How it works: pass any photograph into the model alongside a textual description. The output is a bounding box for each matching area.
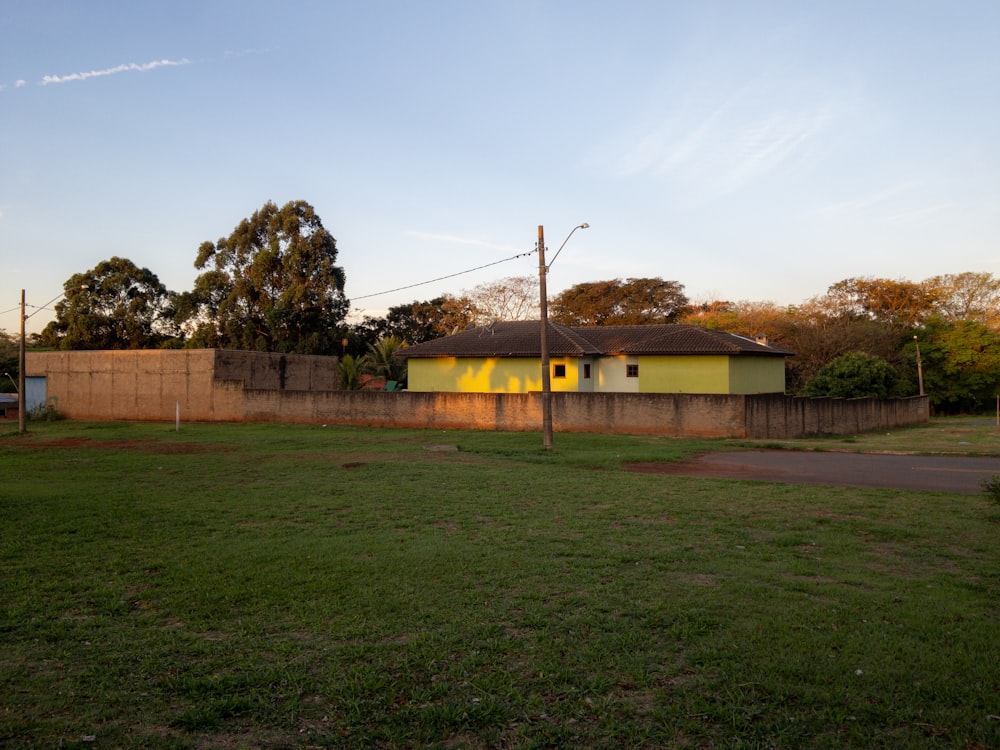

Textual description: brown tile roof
[399,322,793,358]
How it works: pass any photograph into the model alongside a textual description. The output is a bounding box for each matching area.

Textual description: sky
[2,0,999,335]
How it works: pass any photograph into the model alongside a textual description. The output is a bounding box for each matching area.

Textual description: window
[553,364,566,378]
[626,364,639,378]
[583,363,591,379]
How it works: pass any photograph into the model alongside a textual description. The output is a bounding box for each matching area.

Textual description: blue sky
[2,1,998,334]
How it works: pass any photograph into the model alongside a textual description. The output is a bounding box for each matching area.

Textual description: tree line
[6,199,999,413]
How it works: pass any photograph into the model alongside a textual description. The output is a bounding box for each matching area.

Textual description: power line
[3,248,539,316]
[351,247,537,301]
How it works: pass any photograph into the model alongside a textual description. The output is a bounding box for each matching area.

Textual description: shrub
[983,474,1000,507]
[801,352,901,398]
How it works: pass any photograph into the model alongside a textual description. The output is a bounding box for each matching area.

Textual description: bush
[28,401,63,422]
[801,352,901,398]
[983,474,1000,507]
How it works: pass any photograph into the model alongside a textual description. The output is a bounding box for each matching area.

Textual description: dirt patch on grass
[626,455,772,481]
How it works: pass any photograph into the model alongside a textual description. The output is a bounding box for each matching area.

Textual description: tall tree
[822,277,937,327]
[40,257,175,350]
[923,271,1000,330]
[772,300,907,394]
[550,278,689,326]
[185,200,348,354]
[354,296,473,348]
[917,317,1000,414]
[681,299,788,340]
[464,276,539,323]
[0,330,18,390]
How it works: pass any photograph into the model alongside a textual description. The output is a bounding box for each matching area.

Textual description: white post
[176,401,180,432]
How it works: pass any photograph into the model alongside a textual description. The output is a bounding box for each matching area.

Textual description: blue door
[25,376,46,414]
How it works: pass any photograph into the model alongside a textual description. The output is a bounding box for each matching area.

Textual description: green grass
[1,420,998,748]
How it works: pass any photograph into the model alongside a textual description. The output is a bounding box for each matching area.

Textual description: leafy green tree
[917,317,1000,414]
[184,200,348,354]
[0,330,18,391]
[801,352,901,399]
[352,295,478,353]
[551,278,689,326]
[40,257,175,350]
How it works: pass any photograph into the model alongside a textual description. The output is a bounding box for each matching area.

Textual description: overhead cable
[350,247,537,301]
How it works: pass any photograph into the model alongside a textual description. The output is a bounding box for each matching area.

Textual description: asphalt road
[633,451,1000,494]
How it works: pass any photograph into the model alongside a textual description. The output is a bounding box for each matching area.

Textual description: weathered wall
[27,350,338,422]
[28,350,929,438]
[237,391,743,436]
[237,389,926,439]
[744,393,930,439]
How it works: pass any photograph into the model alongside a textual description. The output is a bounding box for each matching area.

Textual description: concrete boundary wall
[28,350,929,438]
[240,389,927,438]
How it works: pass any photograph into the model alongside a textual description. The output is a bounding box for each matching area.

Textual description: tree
[338,353,366,390]
[917,317,1000,414]
[0,330,17,391]
[801,352,901,399]
[550,278,689,326]
[365,335,408,385]
[822,277,937,328]
[681,299,788,340]
[464,276,539,323]
[184,200,348,354]
[40,257,175,350]
[923,272,1000,330]
[354,296,474,348]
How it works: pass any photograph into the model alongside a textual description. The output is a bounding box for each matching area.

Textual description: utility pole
[538,226,553,451]
[914,335,924,397]
[18,289,26,434]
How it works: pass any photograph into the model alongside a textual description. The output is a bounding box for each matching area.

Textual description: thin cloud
[405,231,520,254]
[818,182,919,216]
[39,58,191,86]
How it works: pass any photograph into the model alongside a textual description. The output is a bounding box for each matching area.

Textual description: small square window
[583,363,591,379]
[553,364,566,378]
[626,364,639,378]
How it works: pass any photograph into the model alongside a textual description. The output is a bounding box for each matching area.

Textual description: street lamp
[914,335,924,396]
[538,222,589,451]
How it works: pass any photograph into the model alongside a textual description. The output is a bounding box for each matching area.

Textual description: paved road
[633,451,1000,494]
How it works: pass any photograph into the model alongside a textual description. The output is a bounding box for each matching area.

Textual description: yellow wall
[408,356,582,393]
[409,354,785,394]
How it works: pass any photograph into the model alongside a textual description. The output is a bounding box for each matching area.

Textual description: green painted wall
[638,355,729,393]
[728,357,786,394]
[637,355,784,394]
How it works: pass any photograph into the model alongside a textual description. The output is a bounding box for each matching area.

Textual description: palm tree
[338,353,368,390]
[366,335,408,385]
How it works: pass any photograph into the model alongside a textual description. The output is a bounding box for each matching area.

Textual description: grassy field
[1,417,998,749]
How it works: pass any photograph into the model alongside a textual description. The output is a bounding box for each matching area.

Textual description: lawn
[1,419,998,749]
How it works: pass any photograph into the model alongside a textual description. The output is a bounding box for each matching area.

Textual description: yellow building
[399,322,792,394]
